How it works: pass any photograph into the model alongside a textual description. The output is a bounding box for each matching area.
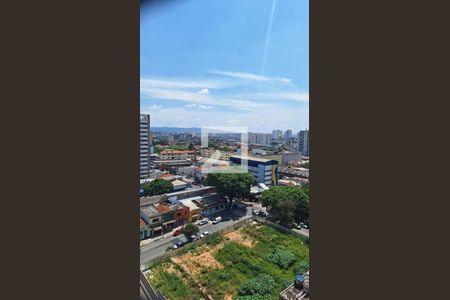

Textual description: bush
[266,246,296,269]
[236,295,272,300]
[238,273,275,296]
[293,260,309,275]
[218,271,231,280]
[205,232,223,245]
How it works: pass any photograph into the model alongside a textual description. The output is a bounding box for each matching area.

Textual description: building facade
[272,130,283,141]
[284,129,293,141]
[230,155,278,186]
[298,130,309,156]
[159,150,195,160]
[140,114,152,179]
[249,132,272,145]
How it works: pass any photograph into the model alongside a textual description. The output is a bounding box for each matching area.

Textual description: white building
[249,132,272,145]
[140,114,151,179]
[272,130,283,141]
[298,130,309,156]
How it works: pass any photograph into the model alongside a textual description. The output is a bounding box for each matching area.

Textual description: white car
[200,231,209,238]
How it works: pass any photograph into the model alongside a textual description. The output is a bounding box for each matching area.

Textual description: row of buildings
[139,187,227,240]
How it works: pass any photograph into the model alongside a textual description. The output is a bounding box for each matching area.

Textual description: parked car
[292,223,302,230]
[190,234,198,240]
[174,241,185,249]
[172,229,182,237]
[252,209,260,216]
[200,231,209,238]
[258,211,267,217]
[198,220,208,226]
[212,216,222,224]
[300,222,309,229]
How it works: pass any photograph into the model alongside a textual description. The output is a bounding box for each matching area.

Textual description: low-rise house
[160,150,195,160]
[179,197,203,222]
[174,204,189,227]
[139,218,150,240]
[154,203,176,232]
[171,179,189,191]
[197,193,228,217]
[140,206,163,237]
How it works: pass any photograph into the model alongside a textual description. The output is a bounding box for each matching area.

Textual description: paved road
[140,203,309,264]
[140,206,253,264]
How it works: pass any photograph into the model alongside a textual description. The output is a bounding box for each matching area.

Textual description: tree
[182,223,199,240]
[142,179,174,196]
[204,173,257,209]
[261,186,309,225]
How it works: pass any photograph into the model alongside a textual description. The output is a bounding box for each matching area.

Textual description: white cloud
[197,88,210,95]
[140,106,309,132]
[140,78,228,89]
[199,105,213,110]
[209,70,292,84]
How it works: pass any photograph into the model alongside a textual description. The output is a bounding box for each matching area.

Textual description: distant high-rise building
[298,129,309,156]
[140,114,152,179]
[249,133,272,145]
[284,129,293,141]
[272,130,283,141]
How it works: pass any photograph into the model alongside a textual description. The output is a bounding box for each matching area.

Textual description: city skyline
[140,0,309,132]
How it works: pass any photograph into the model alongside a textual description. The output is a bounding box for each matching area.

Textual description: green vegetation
[238,273,275,297]
[149,224,309,300]
[204,232,224,246]
[148,263,203,300]
[293,260,309,275]
[266,246,296,269]
[182,223,199,241]
[142,179,174,196]
[204,173,257,207]
[171,144,189,151]
[260,186,309,225]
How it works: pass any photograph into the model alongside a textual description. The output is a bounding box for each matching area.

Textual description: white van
[212,216,222,224]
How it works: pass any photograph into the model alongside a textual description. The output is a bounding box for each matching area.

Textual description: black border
[3,0,450,299]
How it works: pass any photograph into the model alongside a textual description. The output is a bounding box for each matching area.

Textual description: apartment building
[229,155,278,186]
[298,130,309,156]
[248,132,272,145]
[140,114,152,179]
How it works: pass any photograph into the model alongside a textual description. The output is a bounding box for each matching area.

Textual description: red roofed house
[155,203,176,232]
[139,218,149,240]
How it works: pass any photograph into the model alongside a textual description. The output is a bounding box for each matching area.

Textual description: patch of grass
[148,263,202,300]
[204,232,224,246]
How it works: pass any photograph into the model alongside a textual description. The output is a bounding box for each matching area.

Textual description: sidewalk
[140,225,184,247]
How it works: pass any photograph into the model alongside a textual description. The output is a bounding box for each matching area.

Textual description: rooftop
[179,197,202,211]
[160,150,194,154]
[140,194,166,207]
[155,204,174,214]
[140,206,160,218]
[230,155,278,164]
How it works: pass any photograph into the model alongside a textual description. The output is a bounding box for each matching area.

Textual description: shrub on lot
[238,273,275,297]
[293,260,309,275]
[205,232,223,245]
[266,246,296,269]
[236,295,272,300]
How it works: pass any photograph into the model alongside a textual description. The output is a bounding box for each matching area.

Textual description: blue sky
[141,0,309,133]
